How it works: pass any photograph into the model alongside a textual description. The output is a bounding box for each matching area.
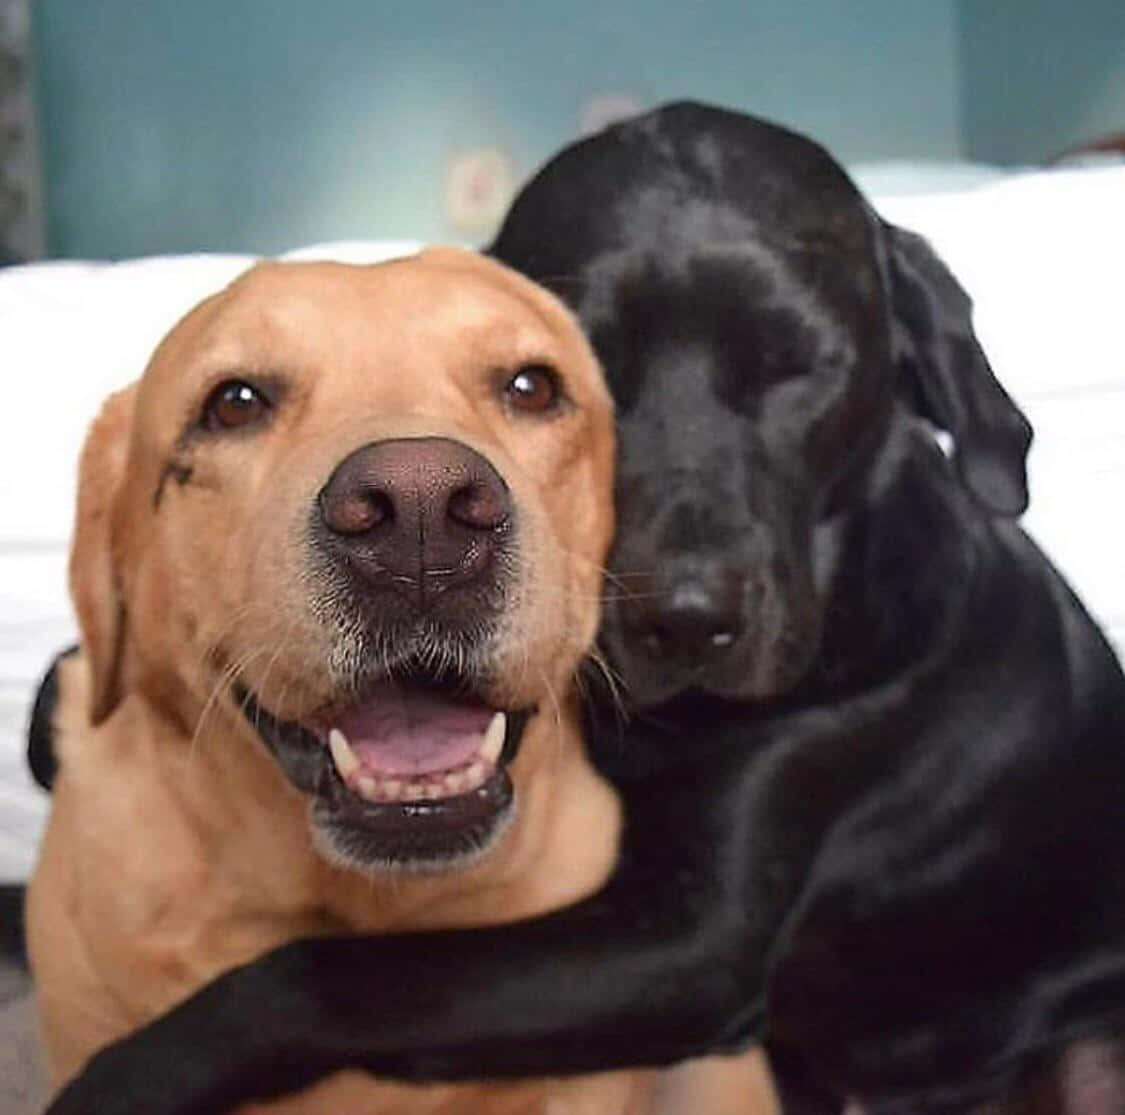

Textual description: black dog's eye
[503,364,562,414]
[201,380,271,432]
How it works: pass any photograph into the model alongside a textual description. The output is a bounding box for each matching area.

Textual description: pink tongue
[331,682,493,776]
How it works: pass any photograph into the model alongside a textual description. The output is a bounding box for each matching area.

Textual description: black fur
[27,646,76,791]
[42,105,1125,1115]
[0,883,27,970]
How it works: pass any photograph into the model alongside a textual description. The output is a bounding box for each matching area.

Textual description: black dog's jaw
[43,104,1125,1115]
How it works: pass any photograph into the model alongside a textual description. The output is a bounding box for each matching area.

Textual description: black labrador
[38,103,1125,1114]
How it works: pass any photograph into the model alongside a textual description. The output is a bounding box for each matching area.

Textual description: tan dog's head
[71,248,614,871]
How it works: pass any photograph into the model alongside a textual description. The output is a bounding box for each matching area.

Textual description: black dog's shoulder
[27,645,78,792]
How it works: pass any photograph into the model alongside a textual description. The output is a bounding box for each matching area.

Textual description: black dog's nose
[318,437,511,606]
[630,571,744,662]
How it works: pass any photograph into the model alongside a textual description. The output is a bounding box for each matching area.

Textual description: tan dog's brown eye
[202,380,271,431]
[504,365,561,414]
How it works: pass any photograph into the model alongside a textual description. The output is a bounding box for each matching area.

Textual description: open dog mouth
[232,670,532,869]
[321,683,515,801]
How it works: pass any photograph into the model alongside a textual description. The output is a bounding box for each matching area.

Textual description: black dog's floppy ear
[884,221,1032,516]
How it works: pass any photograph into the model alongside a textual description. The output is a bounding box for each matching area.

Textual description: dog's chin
[231,675,532,874]
[607,624,822,709]
[309,773,518,876]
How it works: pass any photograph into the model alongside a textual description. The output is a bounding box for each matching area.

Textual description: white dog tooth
[480,711,506,764]
[355,774,379,800]
[328,728,361,781]
[382,778,403,800]
[403,782,427,801]
[464,760,487,790]
[443,769,468,796]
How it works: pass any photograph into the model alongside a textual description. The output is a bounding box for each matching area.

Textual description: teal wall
[958,0,1125,163]
[33,1,961,258]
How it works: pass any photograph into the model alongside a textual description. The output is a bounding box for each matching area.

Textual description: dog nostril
[447,481,508,531]
[322,488,395,535]
[643,616,737,656]
[637,582,743,660]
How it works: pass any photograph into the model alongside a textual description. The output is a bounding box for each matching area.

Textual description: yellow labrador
[28,249,773,1114]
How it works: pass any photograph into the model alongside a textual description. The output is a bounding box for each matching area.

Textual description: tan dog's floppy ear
[884,221,1032,517]
[69,386,137,724]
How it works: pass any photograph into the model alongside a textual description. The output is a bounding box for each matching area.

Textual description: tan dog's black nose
[318,438,511,608]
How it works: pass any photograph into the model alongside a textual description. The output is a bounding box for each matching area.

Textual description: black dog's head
[491,101,1031,708]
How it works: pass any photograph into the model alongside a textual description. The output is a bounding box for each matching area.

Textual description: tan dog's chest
[30,691,327,1040]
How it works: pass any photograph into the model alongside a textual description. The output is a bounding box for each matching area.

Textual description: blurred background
[2,0,1124,261]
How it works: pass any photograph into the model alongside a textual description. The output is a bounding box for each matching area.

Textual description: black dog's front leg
[48,899,753,1115]
[45,758,764,1115]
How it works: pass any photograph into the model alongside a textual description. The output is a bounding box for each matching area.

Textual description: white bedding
[1,168,1123,879]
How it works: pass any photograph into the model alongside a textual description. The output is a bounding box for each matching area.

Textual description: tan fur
[28,248,776,1115]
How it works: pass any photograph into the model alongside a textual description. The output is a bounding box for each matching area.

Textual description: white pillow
[872,166,1125,649]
